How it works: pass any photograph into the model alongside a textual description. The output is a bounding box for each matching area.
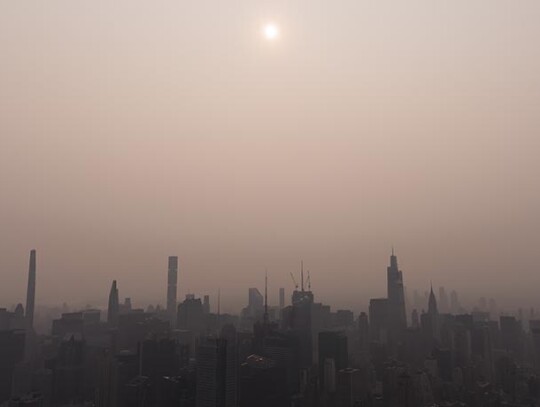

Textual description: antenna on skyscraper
[307,270,311,291]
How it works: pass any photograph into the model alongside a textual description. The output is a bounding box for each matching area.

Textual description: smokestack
[167,256,179,327]
[25,249,36,331]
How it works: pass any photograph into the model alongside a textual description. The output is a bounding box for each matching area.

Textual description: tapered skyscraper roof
[25,249,36,331]
[107,280,119,326]
[428,284,438,315]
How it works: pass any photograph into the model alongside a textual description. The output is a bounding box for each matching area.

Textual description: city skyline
[2,1,540,313]
[3,249,536,321]
[2,1,540,406]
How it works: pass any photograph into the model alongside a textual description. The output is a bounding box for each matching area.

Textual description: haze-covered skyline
[1,1,540,312]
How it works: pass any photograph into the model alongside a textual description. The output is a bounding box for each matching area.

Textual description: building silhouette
[4,249,540,406]
[387,250,407,332]
[177,294,204,335]
[318,331,348,391]
[107,281,119,327]
[196,329,238,407]
[25,250,36,332]
[0,330,25,403]
[166,256,179,327]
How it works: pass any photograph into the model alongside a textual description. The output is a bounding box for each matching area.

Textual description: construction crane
[290,272,299,290]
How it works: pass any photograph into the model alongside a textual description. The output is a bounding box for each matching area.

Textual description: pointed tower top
[389,248,398,269]
[25,249,37,331]
[428,283,438,315]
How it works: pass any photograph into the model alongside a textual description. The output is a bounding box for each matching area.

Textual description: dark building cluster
[2,251,540,407]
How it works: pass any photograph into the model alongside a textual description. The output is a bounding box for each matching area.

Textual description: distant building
[177,294,204,335]
[239,354,289,407]
[51,312,84,337]
[203,295,211,314]
[369,298,389,343]
[336,368,362,407]
[0,330,26,403]
[51,334,85,405]
[288,288,314,368]
[25,250,36,332]
[241,288,264,320]
[420,286,440,341]
[107,281,119,326]
[196,327,238,407]
[334,310,354,328]
[167,256,179,327]
[318,331,348,391]
[387,250,407,332]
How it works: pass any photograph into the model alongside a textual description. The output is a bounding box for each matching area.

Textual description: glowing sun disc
[262,23,280,41]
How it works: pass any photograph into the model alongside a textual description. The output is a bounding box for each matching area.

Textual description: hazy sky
[1,1,540,313]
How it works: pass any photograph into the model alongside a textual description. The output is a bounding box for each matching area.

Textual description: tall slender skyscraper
[387,249,407,331]
[167,256,179,327]
[107,280,119,326]
[25,249,36,331]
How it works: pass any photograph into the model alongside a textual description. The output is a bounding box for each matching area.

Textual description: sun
[262,23,280,41]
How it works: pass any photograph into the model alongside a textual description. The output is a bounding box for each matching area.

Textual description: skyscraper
[221,324,238,407]
[242,288,264,320]
[386,250,407,331]
[318,331,348,390]
[421,285,440,341]
[25,249,36,331]
[177,294,205,335]
[107,280,119,326]
[369,298,389,342]
[428,286,438,316]
[195,328,238,407]
[288,263,314,368]
[203,295,211,314]
[279,288,285,309]
[166,256,179,327]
